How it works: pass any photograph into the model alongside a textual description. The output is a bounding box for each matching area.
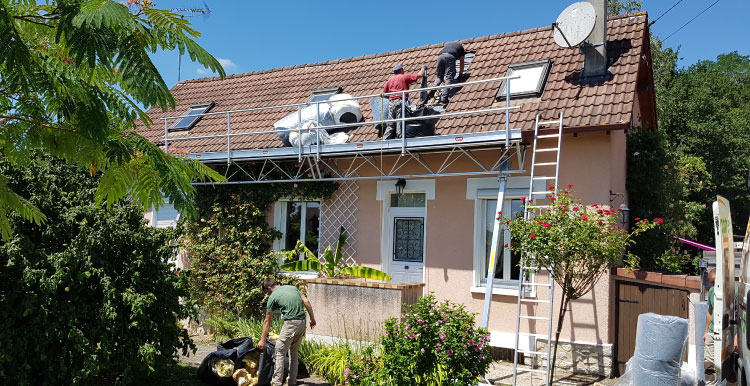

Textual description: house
[139,9,657,377]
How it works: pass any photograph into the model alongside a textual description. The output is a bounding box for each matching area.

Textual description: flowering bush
[506,186,658,379]
[373,294,493,386]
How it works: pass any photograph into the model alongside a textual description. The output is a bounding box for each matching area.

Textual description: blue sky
[150,0,749,86]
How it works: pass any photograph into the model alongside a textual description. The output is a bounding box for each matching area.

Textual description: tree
[507,188,657,381]
[608,0,642,16]
[0,0,226,239]
[0,154,195,385]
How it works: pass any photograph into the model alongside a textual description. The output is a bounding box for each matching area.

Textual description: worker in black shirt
[432,41,466,104]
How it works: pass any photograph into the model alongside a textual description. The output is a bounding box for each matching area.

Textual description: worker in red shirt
[382,64,425,140]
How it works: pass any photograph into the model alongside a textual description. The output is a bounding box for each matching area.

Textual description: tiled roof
[139,13,650,154]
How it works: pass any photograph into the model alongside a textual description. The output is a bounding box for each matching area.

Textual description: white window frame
[467,177,544,296]
[272,199,321,260]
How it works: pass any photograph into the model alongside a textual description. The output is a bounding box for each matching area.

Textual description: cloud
[217,58,236,70]
[196,58,237,76]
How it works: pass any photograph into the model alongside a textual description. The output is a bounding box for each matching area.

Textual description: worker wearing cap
[382,64,425,140]
[432,41,466,104]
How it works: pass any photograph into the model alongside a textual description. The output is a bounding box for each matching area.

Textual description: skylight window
[496,59,551,100]
[308,87,343,103]
[456,51,476,77]
[170,102,214,131]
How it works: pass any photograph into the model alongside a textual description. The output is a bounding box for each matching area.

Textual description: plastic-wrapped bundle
[288,121,349,147]
[329,93,362,125]
[614,313,689,386]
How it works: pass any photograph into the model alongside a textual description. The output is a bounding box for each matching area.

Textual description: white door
[387,193,426,283]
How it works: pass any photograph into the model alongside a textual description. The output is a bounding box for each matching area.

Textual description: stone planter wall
[304,278,424,341]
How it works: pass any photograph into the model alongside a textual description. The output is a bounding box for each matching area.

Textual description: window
[151,203,180,229]
[170,102,215,131]
[308,87,342,103]
[495,59,551,100]
[456,51,476,77]
[393,218,424,262]
[480,199,524,283]
[274,201,320,256]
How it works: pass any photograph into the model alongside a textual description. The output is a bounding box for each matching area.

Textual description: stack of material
[233,351,261,386]
[274,94,362,146]
[614,313,689,386]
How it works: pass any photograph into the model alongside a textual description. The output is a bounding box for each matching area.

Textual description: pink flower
[439,332,446,340]
[653,218,664,224]
[581,215,588,220]
[550,197,557,201]
[635,217,640,221]
[572,207,579,212]
[418,318,424,325]
[566,183,574,187]
[529,234,536,239]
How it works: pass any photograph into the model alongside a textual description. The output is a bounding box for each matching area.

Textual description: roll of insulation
[329,93,362,124]
[630,313,689,386]
[274,104,334,146]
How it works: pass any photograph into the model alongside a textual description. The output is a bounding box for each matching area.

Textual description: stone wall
[305,278,423,341]
[533,340,614,377]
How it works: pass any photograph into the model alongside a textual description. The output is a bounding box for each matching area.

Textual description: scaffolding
[159,75,528,183]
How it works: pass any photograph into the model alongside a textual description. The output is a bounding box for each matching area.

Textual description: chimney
[582,0,608,77]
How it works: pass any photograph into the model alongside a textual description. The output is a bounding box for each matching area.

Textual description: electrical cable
[662,0,721,42]
[648,0,684,26]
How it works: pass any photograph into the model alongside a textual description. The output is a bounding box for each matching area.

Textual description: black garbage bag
[402,105,440,138]
[258,338,288,386]
[197,337,256,386]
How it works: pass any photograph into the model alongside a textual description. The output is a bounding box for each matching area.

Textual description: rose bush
[356,294,493,386]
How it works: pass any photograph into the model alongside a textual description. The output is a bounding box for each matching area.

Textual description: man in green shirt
[704,268,717,385]
[258,278,316,386]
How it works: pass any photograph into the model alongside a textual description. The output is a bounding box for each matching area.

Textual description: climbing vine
[182,181,338,317]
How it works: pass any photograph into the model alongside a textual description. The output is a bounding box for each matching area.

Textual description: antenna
[171,1,212,82]
[552,2,596,48]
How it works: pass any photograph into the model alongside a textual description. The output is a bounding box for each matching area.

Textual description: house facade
[141,12,657,376]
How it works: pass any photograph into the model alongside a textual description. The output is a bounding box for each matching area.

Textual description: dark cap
[393,64,404,73]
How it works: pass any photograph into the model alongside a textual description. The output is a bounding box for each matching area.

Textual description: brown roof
[139,13,651,154]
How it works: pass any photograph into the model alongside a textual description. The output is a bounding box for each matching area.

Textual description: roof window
[308,87,343,103]
[170,102,215,131]
[496,59,551,100]
[456,51,476,77]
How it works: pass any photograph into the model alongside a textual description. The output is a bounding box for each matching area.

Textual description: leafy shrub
[308,341,363,386]
[343,345,383,386]
[0,156,194,385]
[379,295,493,386]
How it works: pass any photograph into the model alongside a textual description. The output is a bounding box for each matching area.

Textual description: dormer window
[170,102,215,131]
[308,87,343,103]
[496,59,551,100]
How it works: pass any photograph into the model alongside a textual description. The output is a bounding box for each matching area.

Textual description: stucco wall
[310,131,625,348]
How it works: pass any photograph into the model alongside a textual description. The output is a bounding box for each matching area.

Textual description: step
[520,298,550,304]
[519,315,550,321]
[516,368,548,374]
[525,205,551,209]
[535,148,559,153]
[536,134,560,139]
[531,190,553,195]
[518,349,549,356]
[532,176,556,180]
[521,332,553,339]
[533,162,557,166]
[522,282,552,287]
[538,120,561,125]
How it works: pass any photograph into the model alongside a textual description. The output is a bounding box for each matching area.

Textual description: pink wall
[310,131,627,346]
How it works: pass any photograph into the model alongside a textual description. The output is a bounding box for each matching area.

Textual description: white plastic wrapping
[614,313,689,386]
[329,93,363,124]
[288,121,349,147]
[274,93,361,146]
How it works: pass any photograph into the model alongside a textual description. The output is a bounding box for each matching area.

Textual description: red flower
[653,218,664,224]
[597,209,603,214]
[572,207,579,212]
[548,185,555,190]
[543,222,550,228]
[561,208,567,213]
[506,219,512,224]
[635,217,640,221]
[504,243,509,248]
[550,197,557,201]
[529,234,536,239]
[581,215,588,220]
[521,196,526,202]
[538,221,545,225]
[566,184,574,188]
[592,204,599,208]
[497,211,502,215]
[563,190,569,194]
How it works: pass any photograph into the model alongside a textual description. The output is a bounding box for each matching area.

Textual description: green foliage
[0,154,195,385]
[182,182,337,317]
[0,0,227,239]
[281,227,392,281]
[344,345,384,386]
[308,342,360,386]
[378,295,493,386]
[607,0,642,16]
[507,188,658,379]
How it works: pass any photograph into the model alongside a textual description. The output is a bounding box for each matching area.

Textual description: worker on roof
[382,64,425,140]
[432,41,466,104]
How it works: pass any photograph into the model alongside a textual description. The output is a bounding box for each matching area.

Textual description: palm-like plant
[280,227,392,281]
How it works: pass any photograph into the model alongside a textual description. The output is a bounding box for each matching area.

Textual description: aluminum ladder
[511,112,564,385]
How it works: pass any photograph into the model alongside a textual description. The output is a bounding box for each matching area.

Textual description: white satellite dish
[553,2,597,48]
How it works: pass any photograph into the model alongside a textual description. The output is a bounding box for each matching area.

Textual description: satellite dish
[553,2,597,48]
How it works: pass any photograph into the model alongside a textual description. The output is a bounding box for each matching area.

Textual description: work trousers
[273,318,306,386]
[384,98,406,140]
[433,53,458,101]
